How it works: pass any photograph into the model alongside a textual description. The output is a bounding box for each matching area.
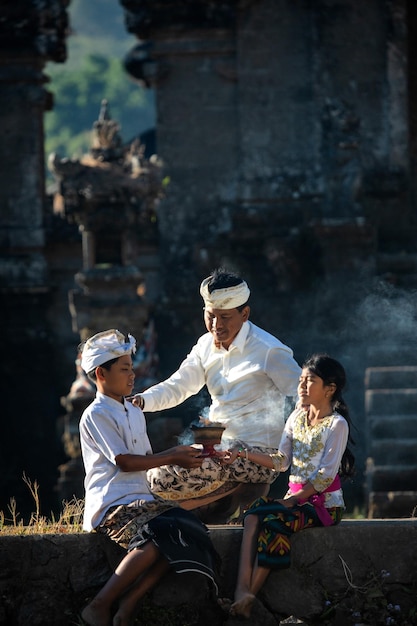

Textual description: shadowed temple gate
[1,0,417,519]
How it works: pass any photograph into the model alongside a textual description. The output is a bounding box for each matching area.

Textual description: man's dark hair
[206,267,249,310]
[207,267,243,291]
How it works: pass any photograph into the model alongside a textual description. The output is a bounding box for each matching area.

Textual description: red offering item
[191,423,225,457]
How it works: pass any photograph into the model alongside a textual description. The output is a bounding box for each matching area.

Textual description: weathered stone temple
[1,0,417,518]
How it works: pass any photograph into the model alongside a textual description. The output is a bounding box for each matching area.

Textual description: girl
[220,353,355,618]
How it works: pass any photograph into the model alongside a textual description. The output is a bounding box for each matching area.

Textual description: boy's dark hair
[87,356,119,382]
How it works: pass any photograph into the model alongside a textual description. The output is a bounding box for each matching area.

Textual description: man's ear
[242,305,250,321]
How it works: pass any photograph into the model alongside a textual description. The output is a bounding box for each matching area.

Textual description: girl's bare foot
[81,601,111,626]
[230,592,255,618]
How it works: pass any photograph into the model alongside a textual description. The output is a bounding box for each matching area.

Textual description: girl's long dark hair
[303,353,355,478]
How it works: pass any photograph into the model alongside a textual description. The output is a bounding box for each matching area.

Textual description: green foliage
[68,0,127,42]
[45,54,155,161]
[44,0,155,171]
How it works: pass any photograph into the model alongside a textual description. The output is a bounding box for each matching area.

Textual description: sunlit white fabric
[200,277,250,310]
[80,329,136,373]
[80,391,153,531]
[141,321,301,448]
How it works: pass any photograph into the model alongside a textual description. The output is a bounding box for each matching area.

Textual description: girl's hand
[278,495,299,508]
[215,448,240,464]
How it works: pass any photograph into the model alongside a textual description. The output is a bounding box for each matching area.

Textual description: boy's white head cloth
[200,277,250,310]
[80,329,136,373]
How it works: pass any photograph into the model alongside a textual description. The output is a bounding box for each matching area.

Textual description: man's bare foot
[230,592,255,618]
[217,597,233,612]
[81,601,111,626]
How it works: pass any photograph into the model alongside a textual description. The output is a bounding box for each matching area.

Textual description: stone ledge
[0,519,416,625]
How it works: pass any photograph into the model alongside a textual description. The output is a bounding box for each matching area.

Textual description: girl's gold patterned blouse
[270,407,349,508]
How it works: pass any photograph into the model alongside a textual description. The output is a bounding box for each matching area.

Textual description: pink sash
[288,475,341,527]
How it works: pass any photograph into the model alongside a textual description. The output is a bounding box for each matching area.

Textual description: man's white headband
[80,329,136,373]
[200,277,250,310]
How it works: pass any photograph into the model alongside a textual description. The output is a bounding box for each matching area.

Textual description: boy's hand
[168,445,204,468]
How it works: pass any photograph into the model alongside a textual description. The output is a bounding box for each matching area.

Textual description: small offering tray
[191,420,225,457]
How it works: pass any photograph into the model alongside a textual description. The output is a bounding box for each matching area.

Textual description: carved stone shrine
[49,101,163,501]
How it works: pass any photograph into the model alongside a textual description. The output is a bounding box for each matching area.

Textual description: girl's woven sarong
[244,497,342,570]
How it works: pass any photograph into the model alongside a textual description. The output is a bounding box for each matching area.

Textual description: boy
[79,329,218,626]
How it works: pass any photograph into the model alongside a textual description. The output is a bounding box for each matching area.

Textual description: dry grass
[0,473,84,535]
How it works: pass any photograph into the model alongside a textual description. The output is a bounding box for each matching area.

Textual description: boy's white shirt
[80,391,154,531]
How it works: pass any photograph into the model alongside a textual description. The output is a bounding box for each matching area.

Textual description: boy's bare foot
[113,607,135,626]
[230,592,255,618]
[81,601,111,626]
[217,597,232,612]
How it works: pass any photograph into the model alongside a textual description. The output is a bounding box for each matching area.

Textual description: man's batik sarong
[147,445,279,503]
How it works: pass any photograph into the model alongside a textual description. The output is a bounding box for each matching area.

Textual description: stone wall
[1,520,416,625]
[365,365,417,517]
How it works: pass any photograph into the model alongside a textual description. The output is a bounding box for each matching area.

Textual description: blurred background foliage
[45,0,155,169]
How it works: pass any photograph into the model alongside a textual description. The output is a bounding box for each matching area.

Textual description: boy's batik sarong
[96,499,219,592]
[245,497,342,570]
[96,498,174,549]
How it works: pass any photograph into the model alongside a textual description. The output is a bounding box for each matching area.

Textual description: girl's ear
[327,382,337,398]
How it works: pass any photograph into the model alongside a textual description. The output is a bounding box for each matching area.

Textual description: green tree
[44,0,155,170]
[45,54,155,161]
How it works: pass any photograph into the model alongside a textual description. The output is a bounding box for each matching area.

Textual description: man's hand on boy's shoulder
[126,394,144,409]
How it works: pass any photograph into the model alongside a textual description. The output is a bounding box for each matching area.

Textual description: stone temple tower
[49,101,163,500]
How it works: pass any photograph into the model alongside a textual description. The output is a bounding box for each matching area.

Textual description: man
[133,268,301,520]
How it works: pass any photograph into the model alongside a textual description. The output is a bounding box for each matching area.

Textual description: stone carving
[120,0,238,38]
[0,0,69,62]
[49,100,164,241]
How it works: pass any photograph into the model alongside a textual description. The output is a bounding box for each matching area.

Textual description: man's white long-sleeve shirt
[141,321,301,448]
